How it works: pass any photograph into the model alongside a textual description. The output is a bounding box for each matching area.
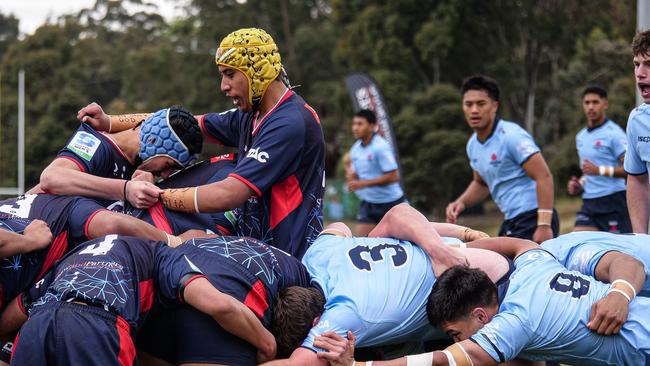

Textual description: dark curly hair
[633,30,650,57]
[271,286,325,358]
[460,75,500,102]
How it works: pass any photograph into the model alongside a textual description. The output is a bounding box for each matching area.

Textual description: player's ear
[312,315,321,327]
[472,307,489,324]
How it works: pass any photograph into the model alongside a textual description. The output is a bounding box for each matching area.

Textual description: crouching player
[2,235,277,365]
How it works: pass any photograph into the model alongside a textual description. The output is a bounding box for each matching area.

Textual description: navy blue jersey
[158,154,237,189]
[57,123,135,181]
[22,235,203,331]
[0,194,76,310]
[182,236,310,326]
[200,90,325,258]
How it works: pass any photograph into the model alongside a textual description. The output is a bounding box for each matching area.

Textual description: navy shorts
[11,301,135,366]
[575,191,632,233]
[358,196,407,224]
[138,260,259,365]
[498,208,559,240]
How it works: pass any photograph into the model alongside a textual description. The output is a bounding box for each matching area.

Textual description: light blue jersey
[466,120,540,219]
[350,134,403,203]
[301,234,437,350]
[542,231,650,296]
[472,249,650,365]
[576,119,627,198]
[625,103,650,177]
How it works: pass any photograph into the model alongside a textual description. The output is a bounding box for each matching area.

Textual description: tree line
[0,0,637,214]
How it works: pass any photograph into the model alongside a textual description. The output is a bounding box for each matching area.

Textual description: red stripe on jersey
[210,153,236,163]
[215,224,232,236]
[244,279,268,319]
[270,175,303,229]
[252,89,294,136]
[199,114,225,146]
[148,201,173,234]
[36,230,69,281]
[116,316,136,366]
[179,274,207,303]
[85,209,109,240]
[10,331,20,363]
[55,156,86,172]
[304,103,321,124]
[139,279,154,312]
[229,173,262,197]
[99,132,130,161]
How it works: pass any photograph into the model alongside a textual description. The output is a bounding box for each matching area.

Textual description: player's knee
[271,286,325,358]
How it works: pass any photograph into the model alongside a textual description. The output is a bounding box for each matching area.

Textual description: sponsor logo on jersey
[67,131,101,161]
[246,147,269,163]
[638,136,650,143]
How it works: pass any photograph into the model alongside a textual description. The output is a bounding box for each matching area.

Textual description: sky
[0,0,182,35]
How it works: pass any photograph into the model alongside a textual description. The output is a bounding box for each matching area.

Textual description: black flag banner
[344,72,404,187]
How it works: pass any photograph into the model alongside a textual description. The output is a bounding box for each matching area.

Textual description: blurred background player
[446,75,558,243]
[626,30,650,233]
[567,85,630,233]
[347,109,406,236]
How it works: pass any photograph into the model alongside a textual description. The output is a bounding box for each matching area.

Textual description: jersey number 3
[549,272,590,299]
[348,243,407,271]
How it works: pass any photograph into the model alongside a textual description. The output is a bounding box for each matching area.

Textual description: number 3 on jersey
[79,234,118,256]
[348,243,407,271]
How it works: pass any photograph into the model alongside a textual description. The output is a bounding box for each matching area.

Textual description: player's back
[495,249,650,364]
[302,234,436,347]
[542,232,650,296]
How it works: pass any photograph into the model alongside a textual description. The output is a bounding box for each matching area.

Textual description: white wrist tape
[611,279,636,299]
[193,186,200,213]
[441,350,456,366]
[609,288,631,302]
[407,352,435,366]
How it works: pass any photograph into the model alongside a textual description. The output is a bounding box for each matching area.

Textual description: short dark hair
[582,85,607,99]
[169,106,203,155]
[633,30,650,57]
[271,286,325,358]
[426,266,498,327]
[460,75,500,102]
[354,109,377,124]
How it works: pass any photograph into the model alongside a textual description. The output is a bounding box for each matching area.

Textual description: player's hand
[131,169,155,183]
[461,228,490,242]
[581,159,599,176]
[22,219,53,252]
[256,335,277,364]
[432,248,469,277]
[587,291,629,335]
[77,102,111,131]
[567,176,583,196]
[445,201,465,224]
[347,179,364,192]
[125,181,163,209]
[532,225,553,244]
[315,331,356,366]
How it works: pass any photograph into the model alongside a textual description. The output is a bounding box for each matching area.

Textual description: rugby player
[31,106,202,209]
[77,28,326,258]
[625,29,650,233]
[316,237,649,365]
[3,235,286,365]
[446,75,558,243]
[567,85,630,233]
[261,204,511,365]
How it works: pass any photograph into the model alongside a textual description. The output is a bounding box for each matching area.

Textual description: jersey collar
[495,254,516,306]
[252,88,294,136]
[586,117,609,132]
[478,117,500,144]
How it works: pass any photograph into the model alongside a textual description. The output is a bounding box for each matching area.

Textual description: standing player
[347,109,405,236]
[32,106,202,209]
[446,75,558,243]
[625,30,650,233]
[77,28,326,259]
[567,85,630,233]
[5,235,276,365]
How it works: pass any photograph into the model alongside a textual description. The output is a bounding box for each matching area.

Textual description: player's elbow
[39,169,62,194]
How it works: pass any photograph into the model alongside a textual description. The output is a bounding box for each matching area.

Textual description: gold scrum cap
[215,28,282,107]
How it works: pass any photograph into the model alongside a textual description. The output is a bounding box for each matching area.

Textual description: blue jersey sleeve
[610,125,628,159]
[154,245,206,306]
[300,305,364,352]
[374,140,398,173]
[200,110,246,147]
[231,113,305,195]
[504,128,540,165]
[624,116,647,175]
[57,125,111,174]
[470,311,531,363]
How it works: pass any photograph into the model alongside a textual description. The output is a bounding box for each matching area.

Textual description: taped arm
[183,276,276,361]
[161,176,254,213]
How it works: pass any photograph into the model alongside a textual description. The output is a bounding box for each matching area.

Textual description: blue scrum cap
[139,108,197,168]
